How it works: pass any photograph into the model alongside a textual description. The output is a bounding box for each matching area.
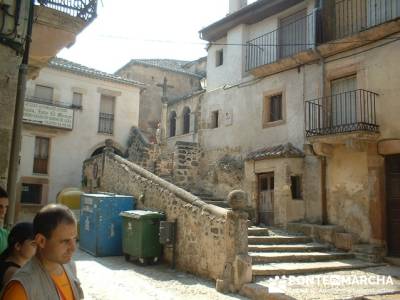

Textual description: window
[72,92,83,108]
[169,111,177,137]
[33,137,49,174]
[291,176,302,200]
[21,183,42,204]
[34,85,53,103]
[216,49,223,67]
[182,107,191,134]
[263,93,283,126]
[98,95,115,134]
[211,110,219,129]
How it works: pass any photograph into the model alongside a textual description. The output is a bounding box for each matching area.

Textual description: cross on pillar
[156,77,174,103]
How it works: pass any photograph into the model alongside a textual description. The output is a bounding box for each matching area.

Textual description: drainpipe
[314,0,328,225]
[6,0,34,227]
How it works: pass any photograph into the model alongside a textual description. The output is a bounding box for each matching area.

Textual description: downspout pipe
[314,0,328,225]
[6,0,34,227]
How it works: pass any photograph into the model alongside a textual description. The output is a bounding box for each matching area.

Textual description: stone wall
[0,44,22,188]
[82,152,251,291]
[172,142,200,189]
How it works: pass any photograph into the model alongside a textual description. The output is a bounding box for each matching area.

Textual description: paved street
[74,248,247,300]
[256,265,400,300]
[75,247,400,300]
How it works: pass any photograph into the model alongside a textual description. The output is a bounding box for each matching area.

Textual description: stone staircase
[248,227,379,277]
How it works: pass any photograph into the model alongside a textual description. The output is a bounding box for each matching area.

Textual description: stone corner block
[233,254,252,291]
[335,232,357,251]
[239,283,269,300]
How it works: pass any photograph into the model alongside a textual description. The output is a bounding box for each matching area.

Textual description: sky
[58,0,244,73]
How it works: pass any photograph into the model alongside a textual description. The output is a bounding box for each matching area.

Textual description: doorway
[386,154,400,257]
[258,173,274,226]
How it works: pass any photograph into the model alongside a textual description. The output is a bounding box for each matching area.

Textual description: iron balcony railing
[246,0,400,71]
[98,113,114,134]
[245,10,319,71]
[25,96,75,109]
[36,0,97,23]
[334,0,400,39]
[305,89,379,137]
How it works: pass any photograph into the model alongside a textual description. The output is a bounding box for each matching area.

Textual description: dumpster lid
[82,193,133,198]
[120,210,164,219]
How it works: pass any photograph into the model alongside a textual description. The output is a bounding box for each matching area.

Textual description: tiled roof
[118,59,204,78]
[246,143,304,161]
[168,89,206,105]
[48,58,145,88]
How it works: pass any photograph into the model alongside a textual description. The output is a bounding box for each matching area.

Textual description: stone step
[252,259,379,276]
[248,243,330,252]
[250,251,354,264]
[248,227,269,236]
[248,235,312,245]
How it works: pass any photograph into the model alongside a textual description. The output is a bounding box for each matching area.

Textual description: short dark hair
[0,186,8,198]
[33,204,76,239]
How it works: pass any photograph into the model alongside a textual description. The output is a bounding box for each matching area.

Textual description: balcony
[29,0,98,78]
[305,89,379,142]
[318,0,400,56]
[245,10,320,77]
[23,97,74,130]
[246,0,400,77]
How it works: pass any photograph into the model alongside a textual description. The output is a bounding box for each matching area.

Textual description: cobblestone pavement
[256,265,400,300]
[74,249,247,300]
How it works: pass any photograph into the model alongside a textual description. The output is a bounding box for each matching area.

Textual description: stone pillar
[160,101,168,142]
[367,144,385,246]
[217,190,252,293]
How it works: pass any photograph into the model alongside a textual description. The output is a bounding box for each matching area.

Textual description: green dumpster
[120,210,165,265]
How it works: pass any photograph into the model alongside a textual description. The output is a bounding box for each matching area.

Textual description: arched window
[169,111,177,137]
[182,107,191,134]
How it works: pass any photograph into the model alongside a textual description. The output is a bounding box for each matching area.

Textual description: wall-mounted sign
[23,101,74,130]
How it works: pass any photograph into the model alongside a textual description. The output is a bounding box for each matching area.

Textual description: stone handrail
[82,150,251,292]
[111,153,228,218]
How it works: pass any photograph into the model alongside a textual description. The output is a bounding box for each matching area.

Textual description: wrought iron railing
[36,0,97,23]
[245,10,319,71]
[25,96,74,109]
[305,89,379,137]
[98,113,114,134]
[334,0,400,39]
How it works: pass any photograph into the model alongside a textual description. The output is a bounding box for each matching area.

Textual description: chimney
[229,0,247,14]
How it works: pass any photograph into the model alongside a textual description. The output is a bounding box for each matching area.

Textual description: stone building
[114,58,206,141]
[0,0,98,223]
[195,0,400,257]
[17,58,143,220]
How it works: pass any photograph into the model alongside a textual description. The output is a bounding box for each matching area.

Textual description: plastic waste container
[57,188,83,238]
[120,210,165,265]
[80,193,135,256]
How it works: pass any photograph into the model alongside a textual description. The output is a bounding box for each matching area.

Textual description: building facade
[17,58,143,220]
[192,0,400,255]
[115,58,206,141]
[0,0,98,224]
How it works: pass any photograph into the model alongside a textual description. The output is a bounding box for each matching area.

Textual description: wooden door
[258,173,274,226]
[386,155,400,257]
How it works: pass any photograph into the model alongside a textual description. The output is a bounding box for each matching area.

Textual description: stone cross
[156,77,174,103]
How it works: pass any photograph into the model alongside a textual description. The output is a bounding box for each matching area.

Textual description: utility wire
[98,33,400,47]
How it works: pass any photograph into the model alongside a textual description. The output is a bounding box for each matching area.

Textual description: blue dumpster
[79,193,135,256]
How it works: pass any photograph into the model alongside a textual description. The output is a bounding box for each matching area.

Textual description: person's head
[34,204,77,265]
[0,222,36,261]
[0,186,9,221]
